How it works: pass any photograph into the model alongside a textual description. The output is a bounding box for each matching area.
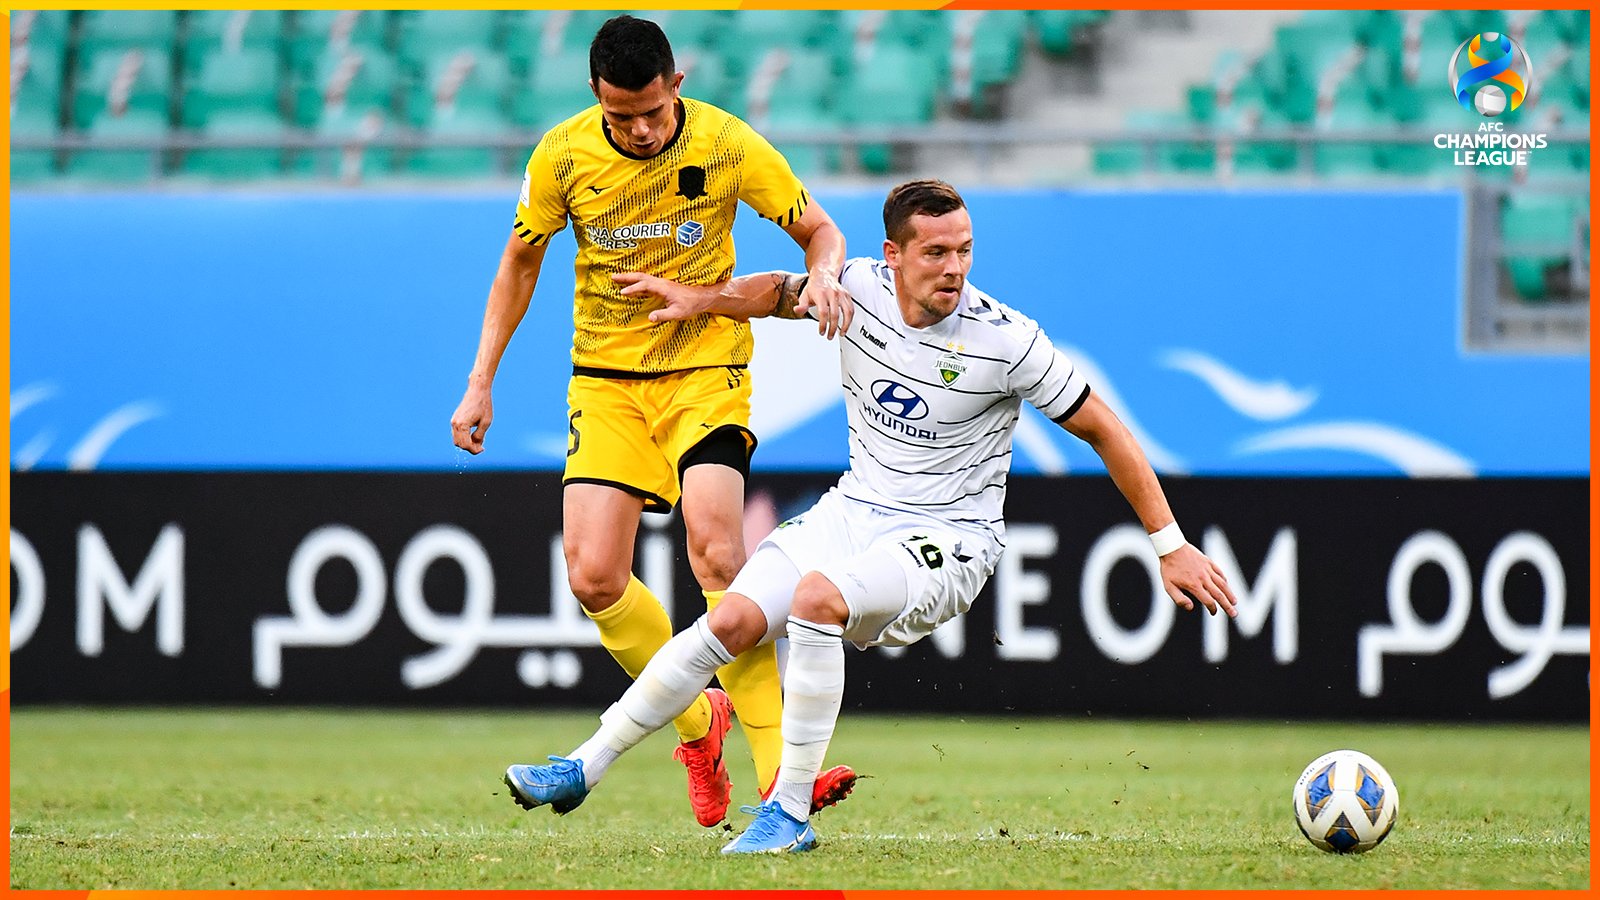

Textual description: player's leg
[679,447,786,797]
[561,376,716,744]
[506,545,800,817]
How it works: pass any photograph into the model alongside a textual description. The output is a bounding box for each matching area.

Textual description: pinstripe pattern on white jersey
[827,256,1089,553]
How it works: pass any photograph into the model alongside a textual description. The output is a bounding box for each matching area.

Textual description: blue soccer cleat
[720,800,818,854]
[503,756,589,815]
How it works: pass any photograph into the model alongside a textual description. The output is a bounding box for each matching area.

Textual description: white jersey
[827,256,1089,556]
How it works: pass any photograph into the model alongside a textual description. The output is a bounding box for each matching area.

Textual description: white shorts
[727,488,996,649]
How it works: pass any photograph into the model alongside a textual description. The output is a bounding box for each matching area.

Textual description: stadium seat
[967,10,1029,98]
[838,43,938,173]
[1031,10,1104,57]
[722,11,837,76]
[677,48,733,113]
[515,48,593,131]
[10,104,60,183]
[72,48,175,129]
[405,49,513,127]
[10,42,65,119]
[183,10,289,74]
[288,10,391,77]
[182,47,282,127]
[294,106,397,181]
[395,10,503,70]
[1312,101,1387,180]
[77,10,180,58]
[179,109,289,180]
[1501,194,1583,300]
[293,47,401,128]
[407,106,516,177]
[11,9,72,51]
[640,10,729,55]
[63,108,169,183]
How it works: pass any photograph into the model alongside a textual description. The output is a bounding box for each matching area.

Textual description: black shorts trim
[1051,385,1093,424]
[678,424,758,483]
[562,477,672,513]
[572,364,749,381]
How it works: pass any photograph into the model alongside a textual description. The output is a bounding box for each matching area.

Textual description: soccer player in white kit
[502,180,1239,853]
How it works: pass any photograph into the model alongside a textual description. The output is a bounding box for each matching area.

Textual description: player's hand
[615,272,706,323]
[1159,543,1237,617]
[797,269,853,340]
[450,381,493,454]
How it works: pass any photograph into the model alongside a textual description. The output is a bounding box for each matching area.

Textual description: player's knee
[686,532,744,588]
[706,595,766,656]
[791,572,849,627]
[564,558,628,611]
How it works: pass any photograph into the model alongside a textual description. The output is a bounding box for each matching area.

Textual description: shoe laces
[541,755,582,779]
[737,802,797,842]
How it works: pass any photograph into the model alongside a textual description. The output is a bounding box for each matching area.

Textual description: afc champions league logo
[1448,32,1533,118]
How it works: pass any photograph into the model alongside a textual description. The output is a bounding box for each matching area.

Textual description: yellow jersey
[514,98,810,376]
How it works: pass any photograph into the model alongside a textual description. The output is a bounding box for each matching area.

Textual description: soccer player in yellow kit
[450,15,855,828]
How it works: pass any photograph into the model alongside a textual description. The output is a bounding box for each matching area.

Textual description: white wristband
[1149,522,1186,557]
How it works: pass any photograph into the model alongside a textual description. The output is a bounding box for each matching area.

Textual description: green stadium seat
[10,104,60,183]
[636,10,728,54]
[63,108,168,183]
[1031,10,1104,57]
[1295,10,1365,44]
[183,10,289,73]
[722,11,837,76]
[765,108,841,178]
[1226,106,1297,176]
[1501,194,1583,300]
[395,10,503,69]
[1312,101,1387,180]
[78,10,180,57]
[72,48,175,129]
[678,48,733,113]
[969,10,1028,90]
[10,42,65,118]
[516,48,592,131]
[180,109,288,179]
[294,106,396,181]
[288,10,390,76]
[407,106,515,177]
[182,47,282,127]
[405,49,513,127]
[293,47,401,127]
[11,9,71,51]
[839,43,937,173]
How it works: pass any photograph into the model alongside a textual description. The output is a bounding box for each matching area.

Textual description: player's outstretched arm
[451,232,548,454]
[618,271,825,328]
[1060,390,1238,617]
[780,201,852,339]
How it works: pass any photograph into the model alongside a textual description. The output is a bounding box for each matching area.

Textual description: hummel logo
[587,186,606,194]
[859,326,887,350]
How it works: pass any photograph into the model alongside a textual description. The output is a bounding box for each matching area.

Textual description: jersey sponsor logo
[676,220,705,247]
[871,380,929,420]
[676,165,707,200]
[584,221,673,250]
[935,349,967,386]
[858,326,887,350]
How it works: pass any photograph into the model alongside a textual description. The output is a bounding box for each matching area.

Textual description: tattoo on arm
[774,274,809,319]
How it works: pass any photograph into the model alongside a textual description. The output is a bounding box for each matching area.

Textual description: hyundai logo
[871,380,929,420]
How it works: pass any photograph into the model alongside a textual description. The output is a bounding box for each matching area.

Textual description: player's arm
[779,202,852,340]
[450,232,549,454]
[1060,391,1238,617]
[617,270,820,327]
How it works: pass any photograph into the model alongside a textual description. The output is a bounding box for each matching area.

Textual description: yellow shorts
[563,366,756,511]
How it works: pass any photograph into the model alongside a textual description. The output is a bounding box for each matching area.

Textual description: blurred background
[9,9,1589,721]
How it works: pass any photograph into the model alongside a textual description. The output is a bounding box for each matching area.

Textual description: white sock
[568,617,735,787]
[772,616,845,822]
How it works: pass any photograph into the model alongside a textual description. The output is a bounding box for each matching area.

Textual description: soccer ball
[1291,749,1398,853]
[1473,84,1508,117]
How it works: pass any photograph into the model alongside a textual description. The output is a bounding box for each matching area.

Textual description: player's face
[593,72,684,158]
[884,209,974,326]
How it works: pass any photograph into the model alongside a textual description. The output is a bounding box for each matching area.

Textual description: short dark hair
[883,180,967,246]
[589,15,675,91]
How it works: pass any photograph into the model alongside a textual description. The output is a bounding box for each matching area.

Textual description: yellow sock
[705,589,785,792]
[583,574,712,743]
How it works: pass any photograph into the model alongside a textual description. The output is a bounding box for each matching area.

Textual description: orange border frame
[2,2,1593,898]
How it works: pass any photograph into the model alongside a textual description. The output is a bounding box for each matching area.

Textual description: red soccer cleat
[673,688,733,827]
[761,764,859,815]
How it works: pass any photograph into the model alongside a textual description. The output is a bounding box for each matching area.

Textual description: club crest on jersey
[676,220,704,247]
[934,350,967,386]
[676,166,707,200]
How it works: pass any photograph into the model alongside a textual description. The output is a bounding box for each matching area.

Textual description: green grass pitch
[9,708,1588,889]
